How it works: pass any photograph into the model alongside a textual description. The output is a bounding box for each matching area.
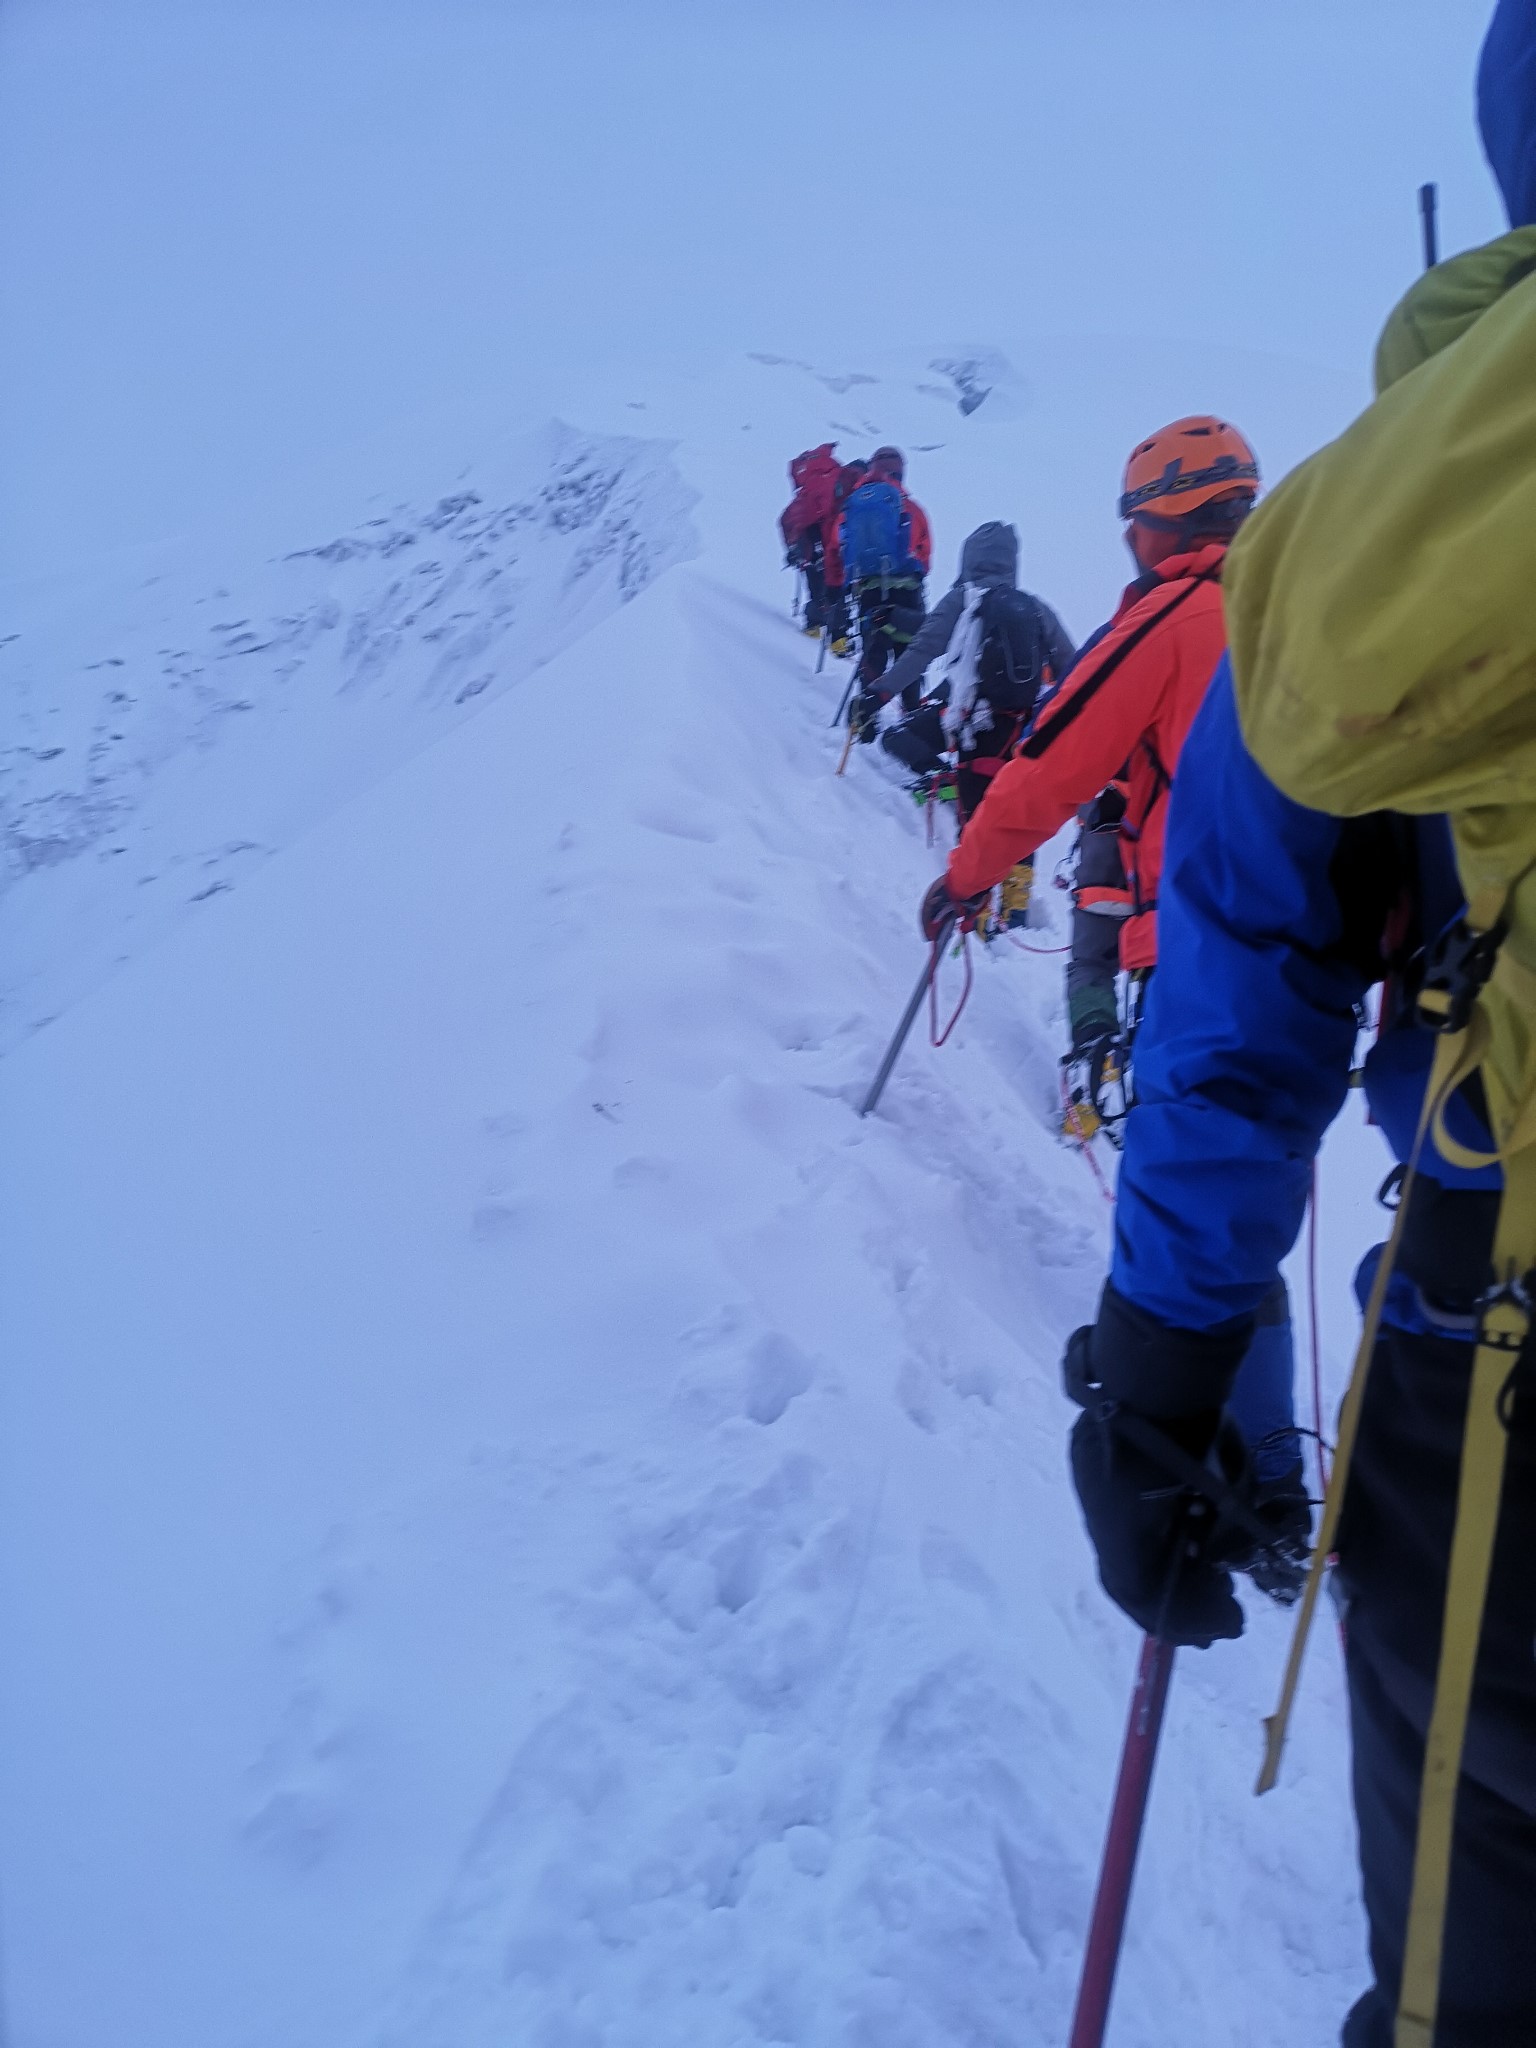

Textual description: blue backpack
[841,481,911,583]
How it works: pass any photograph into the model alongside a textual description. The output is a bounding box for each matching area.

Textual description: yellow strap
[1394,1155,1536,2047]
[1257,1029,1471,1795]
[1429,1007,1499,1171]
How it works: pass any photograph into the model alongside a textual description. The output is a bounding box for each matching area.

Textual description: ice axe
[858,913,957,1116]
[1068,1634,1177,2048]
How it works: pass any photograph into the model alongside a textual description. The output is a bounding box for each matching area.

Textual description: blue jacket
[1109,658,1496,1338]
[1481,0,1536,228]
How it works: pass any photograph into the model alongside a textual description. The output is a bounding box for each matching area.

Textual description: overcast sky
[0,0,1507,581]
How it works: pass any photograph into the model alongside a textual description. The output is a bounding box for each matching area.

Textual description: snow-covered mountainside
[0,335,1394,2048]
[0,422,697,1051]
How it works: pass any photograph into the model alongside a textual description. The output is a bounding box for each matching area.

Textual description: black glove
[851,688,886,740]
[1063,1288,1262,1648]
[919,876,988,941]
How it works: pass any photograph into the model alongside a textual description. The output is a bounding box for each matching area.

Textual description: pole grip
[1419,182,1439,271]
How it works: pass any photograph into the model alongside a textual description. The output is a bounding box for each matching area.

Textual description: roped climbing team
[776,3,1536,2041]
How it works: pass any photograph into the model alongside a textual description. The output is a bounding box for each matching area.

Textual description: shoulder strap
[1019,572,1215,761]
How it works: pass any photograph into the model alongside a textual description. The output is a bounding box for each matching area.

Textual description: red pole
[1068,1635,1177,2048]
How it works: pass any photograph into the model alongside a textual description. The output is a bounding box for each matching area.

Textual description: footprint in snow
[631,804,718,844]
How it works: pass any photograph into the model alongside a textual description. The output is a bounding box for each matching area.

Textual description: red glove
[920,877,988,941]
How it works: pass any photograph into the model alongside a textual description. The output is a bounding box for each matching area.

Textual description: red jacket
[823,486,932,588]
[779,445,841,552]
[946,543,1232,970]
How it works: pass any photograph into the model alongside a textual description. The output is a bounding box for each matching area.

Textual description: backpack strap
[1396,1151,1530,2046]
[1019,572,1216,761]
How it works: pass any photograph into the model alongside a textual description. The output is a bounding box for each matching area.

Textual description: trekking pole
[835,720,858,776]
[859,914,956,1116]
[816,627,829,675]
[1068,1634,1177,2048]
[1419,181,1439,269]
[830,671,857,728]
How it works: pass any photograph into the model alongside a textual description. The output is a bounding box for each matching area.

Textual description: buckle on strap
[1475,1277,1531,1352]
[1417,918,1507,1034]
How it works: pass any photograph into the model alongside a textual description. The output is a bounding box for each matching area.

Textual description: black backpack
[974,587,1047,719]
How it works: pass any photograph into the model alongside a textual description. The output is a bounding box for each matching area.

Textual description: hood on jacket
[1374,222,1536,389]
[790,443,838,487]
[957,521,1019,588]
[1480,0,1536,227]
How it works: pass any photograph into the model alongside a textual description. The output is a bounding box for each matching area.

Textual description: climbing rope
[927,929,974,1047]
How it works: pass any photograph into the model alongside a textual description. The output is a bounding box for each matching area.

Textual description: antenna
[1419,182,1439,271]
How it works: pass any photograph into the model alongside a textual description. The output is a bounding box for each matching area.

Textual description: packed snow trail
[2,366,1385,2048]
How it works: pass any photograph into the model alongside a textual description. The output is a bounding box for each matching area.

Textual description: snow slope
[0,335,1389,2048]
[0,421,698,1051]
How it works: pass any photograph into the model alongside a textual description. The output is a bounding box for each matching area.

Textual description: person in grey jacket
[857,522,1075,829]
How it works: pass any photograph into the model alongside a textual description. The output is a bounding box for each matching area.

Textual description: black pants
[880,703,946,779]
[1066,908,1122,1053]
[1064,829,1129,1054]
[1335,1304,1536,2045]
[854,580,925,685]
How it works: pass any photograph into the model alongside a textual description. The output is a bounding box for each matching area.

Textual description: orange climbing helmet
[1118,416,1259,522]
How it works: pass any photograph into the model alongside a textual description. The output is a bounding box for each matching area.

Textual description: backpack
[1226,224,1536,2048]
[936,586,1046,745]
[841,481,910,584]
[975,587,1047,716]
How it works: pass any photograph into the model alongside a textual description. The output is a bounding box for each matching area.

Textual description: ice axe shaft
[1419,181,1439,270]
[859,916,956,1117]
[1068,1635,1177,2048]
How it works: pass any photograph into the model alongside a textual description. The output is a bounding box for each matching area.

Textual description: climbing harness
[1257,904,1534,2048]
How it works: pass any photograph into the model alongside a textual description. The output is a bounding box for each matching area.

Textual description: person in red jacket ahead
[779,443,842,635]
[920,416,1260,987]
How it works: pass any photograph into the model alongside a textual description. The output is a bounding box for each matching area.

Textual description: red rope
[1307,1164,1330,1496]
[928,930,974,1047]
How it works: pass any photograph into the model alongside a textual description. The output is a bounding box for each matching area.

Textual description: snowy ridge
[2,354,1384,2048]
[0,421,697,1050]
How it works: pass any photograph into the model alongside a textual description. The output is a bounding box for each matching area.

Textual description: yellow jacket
[1224,226,1536,1150]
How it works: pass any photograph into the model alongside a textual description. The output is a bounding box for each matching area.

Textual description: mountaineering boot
[830,635,851,657]
[998,858,1034,929]
[909,773,958,807]
[1061,1032,1124,1143]
[1061,1092,1103,1143]
[1237,1459,1311,1605]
